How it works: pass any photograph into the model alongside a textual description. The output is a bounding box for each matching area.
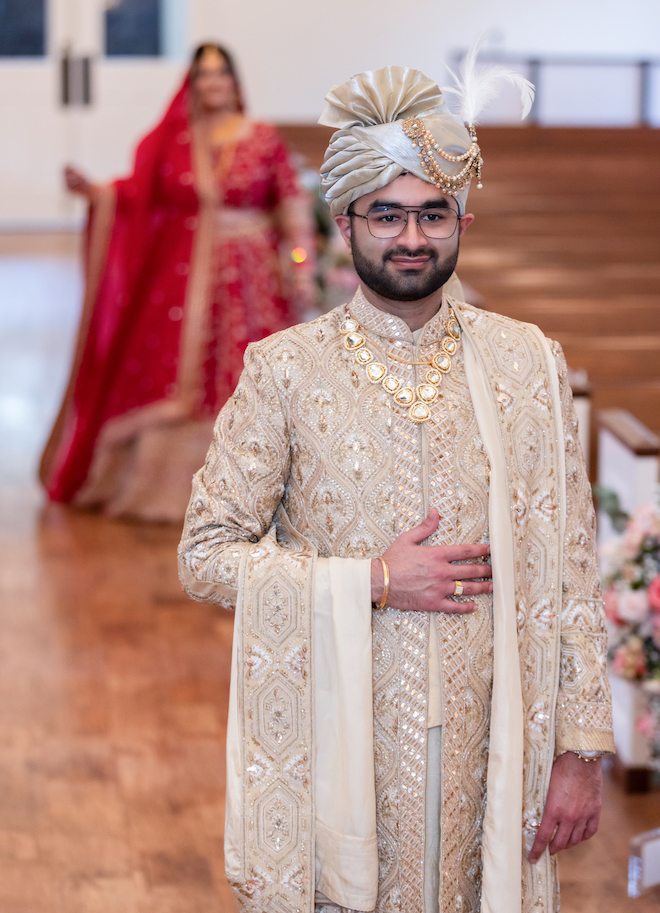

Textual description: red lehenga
[40,79,310,521]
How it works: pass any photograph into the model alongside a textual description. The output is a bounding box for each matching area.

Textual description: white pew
[597,408,659,549]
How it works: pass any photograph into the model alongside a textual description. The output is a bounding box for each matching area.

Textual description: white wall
[0,60,182,227]
[1,0,659,226]
[188,0,660,121]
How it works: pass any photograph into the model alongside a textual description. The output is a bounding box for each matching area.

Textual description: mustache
[383,247,438,262]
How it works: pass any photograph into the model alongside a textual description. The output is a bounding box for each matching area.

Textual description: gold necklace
[339,309,461,423]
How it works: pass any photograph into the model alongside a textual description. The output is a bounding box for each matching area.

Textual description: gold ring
[453,580,464,597]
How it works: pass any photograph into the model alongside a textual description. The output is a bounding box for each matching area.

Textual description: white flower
[632,503,660,538]
[642,679,660,695]
[600,539,624,577]
[617,589,649,624]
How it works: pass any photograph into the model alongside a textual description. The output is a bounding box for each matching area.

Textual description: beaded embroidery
[401,117,484,195]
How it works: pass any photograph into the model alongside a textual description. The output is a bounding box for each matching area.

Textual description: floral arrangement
[599,496,660,763]
[601,501,660,683]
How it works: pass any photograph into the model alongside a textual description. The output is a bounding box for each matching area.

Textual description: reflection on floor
[1,202,660,911]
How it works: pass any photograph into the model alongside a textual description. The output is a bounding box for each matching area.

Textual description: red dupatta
[40,75,214,502]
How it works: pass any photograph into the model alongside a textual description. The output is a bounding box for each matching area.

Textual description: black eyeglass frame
[348,205,463,240]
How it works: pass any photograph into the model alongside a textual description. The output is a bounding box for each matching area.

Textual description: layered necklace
[339,308,461,423]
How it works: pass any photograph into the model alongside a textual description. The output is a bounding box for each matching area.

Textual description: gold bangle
[373,557,390,610]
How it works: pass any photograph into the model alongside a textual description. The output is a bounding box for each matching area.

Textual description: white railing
[456,53,660,128]
[597,408,660,549]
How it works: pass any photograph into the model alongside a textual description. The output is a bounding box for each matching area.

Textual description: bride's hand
[64,166,98,200]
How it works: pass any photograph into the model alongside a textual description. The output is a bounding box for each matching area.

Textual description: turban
[319,52,534,217]
[319,66,476,216]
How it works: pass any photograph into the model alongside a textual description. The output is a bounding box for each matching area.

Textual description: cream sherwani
[178,282,614,913]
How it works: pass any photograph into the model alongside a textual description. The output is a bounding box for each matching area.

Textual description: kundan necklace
[339,308,461,423]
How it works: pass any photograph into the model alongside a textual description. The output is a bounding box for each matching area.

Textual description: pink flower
[652,620,660,651]
[649,577,660,614]
[632,504,660,538]
[612,642,647,680]
[617,589,650,624]
[604,589,623,625]
[637,711,657,738]
[612,647,631,678]
[622,522,645,559]
[600,539,624,577]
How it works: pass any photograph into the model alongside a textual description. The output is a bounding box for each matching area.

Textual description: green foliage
[593,484,630,532]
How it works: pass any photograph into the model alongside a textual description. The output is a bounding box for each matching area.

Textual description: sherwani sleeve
[178,338,378,913]
[178,343,297,606]
[551,340,615,755]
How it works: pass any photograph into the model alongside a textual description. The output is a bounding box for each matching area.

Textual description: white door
[0,0,186,228]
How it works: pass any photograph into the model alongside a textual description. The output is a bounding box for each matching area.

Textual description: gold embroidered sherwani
[178,286,614,913]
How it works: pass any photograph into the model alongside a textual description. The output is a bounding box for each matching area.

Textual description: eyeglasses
[350,205,461,240]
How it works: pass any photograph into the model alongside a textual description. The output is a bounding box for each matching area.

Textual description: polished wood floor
[0,245,237,911]
[2,127,660,911]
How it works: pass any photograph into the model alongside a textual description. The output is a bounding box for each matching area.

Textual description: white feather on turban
[318,66,474,216]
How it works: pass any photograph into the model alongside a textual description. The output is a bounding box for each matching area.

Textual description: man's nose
[398,212,426,247]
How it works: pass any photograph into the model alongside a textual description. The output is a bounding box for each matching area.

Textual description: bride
[40,43,314,522]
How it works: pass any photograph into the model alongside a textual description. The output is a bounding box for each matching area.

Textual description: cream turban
[319,66,476,216]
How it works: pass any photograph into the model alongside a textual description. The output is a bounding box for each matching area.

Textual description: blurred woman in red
[40,43,314,521]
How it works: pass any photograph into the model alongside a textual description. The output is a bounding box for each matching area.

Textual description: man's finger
[430,599,477,614]
[529,817,558,864]
[548,820,575,855]
[583,814,600,843]
[444,542,491,561]
[450,580,493,598]
[432,580,493,603]
[446,562,493,580]
[565,823,587,851]
[407,508,441,545]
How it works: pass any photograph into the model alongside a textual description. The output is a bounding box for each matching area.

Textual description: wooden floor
[0,247,237,911]
[2,126,660,911]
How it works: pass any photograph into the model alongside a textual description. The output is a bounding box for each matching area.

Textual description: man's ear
[458,213,475,237]
[335,214,352,248]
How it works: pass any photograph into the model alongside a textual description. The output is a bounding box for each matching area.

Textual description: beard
[350,238,460,302]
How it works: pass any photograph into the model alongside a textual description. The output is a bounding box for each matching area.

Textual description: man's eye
[373,212,402,223]
[421,211,449,223]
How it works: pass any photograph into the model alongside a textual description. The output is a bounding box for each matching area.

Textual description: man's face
[335,173,474,303]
